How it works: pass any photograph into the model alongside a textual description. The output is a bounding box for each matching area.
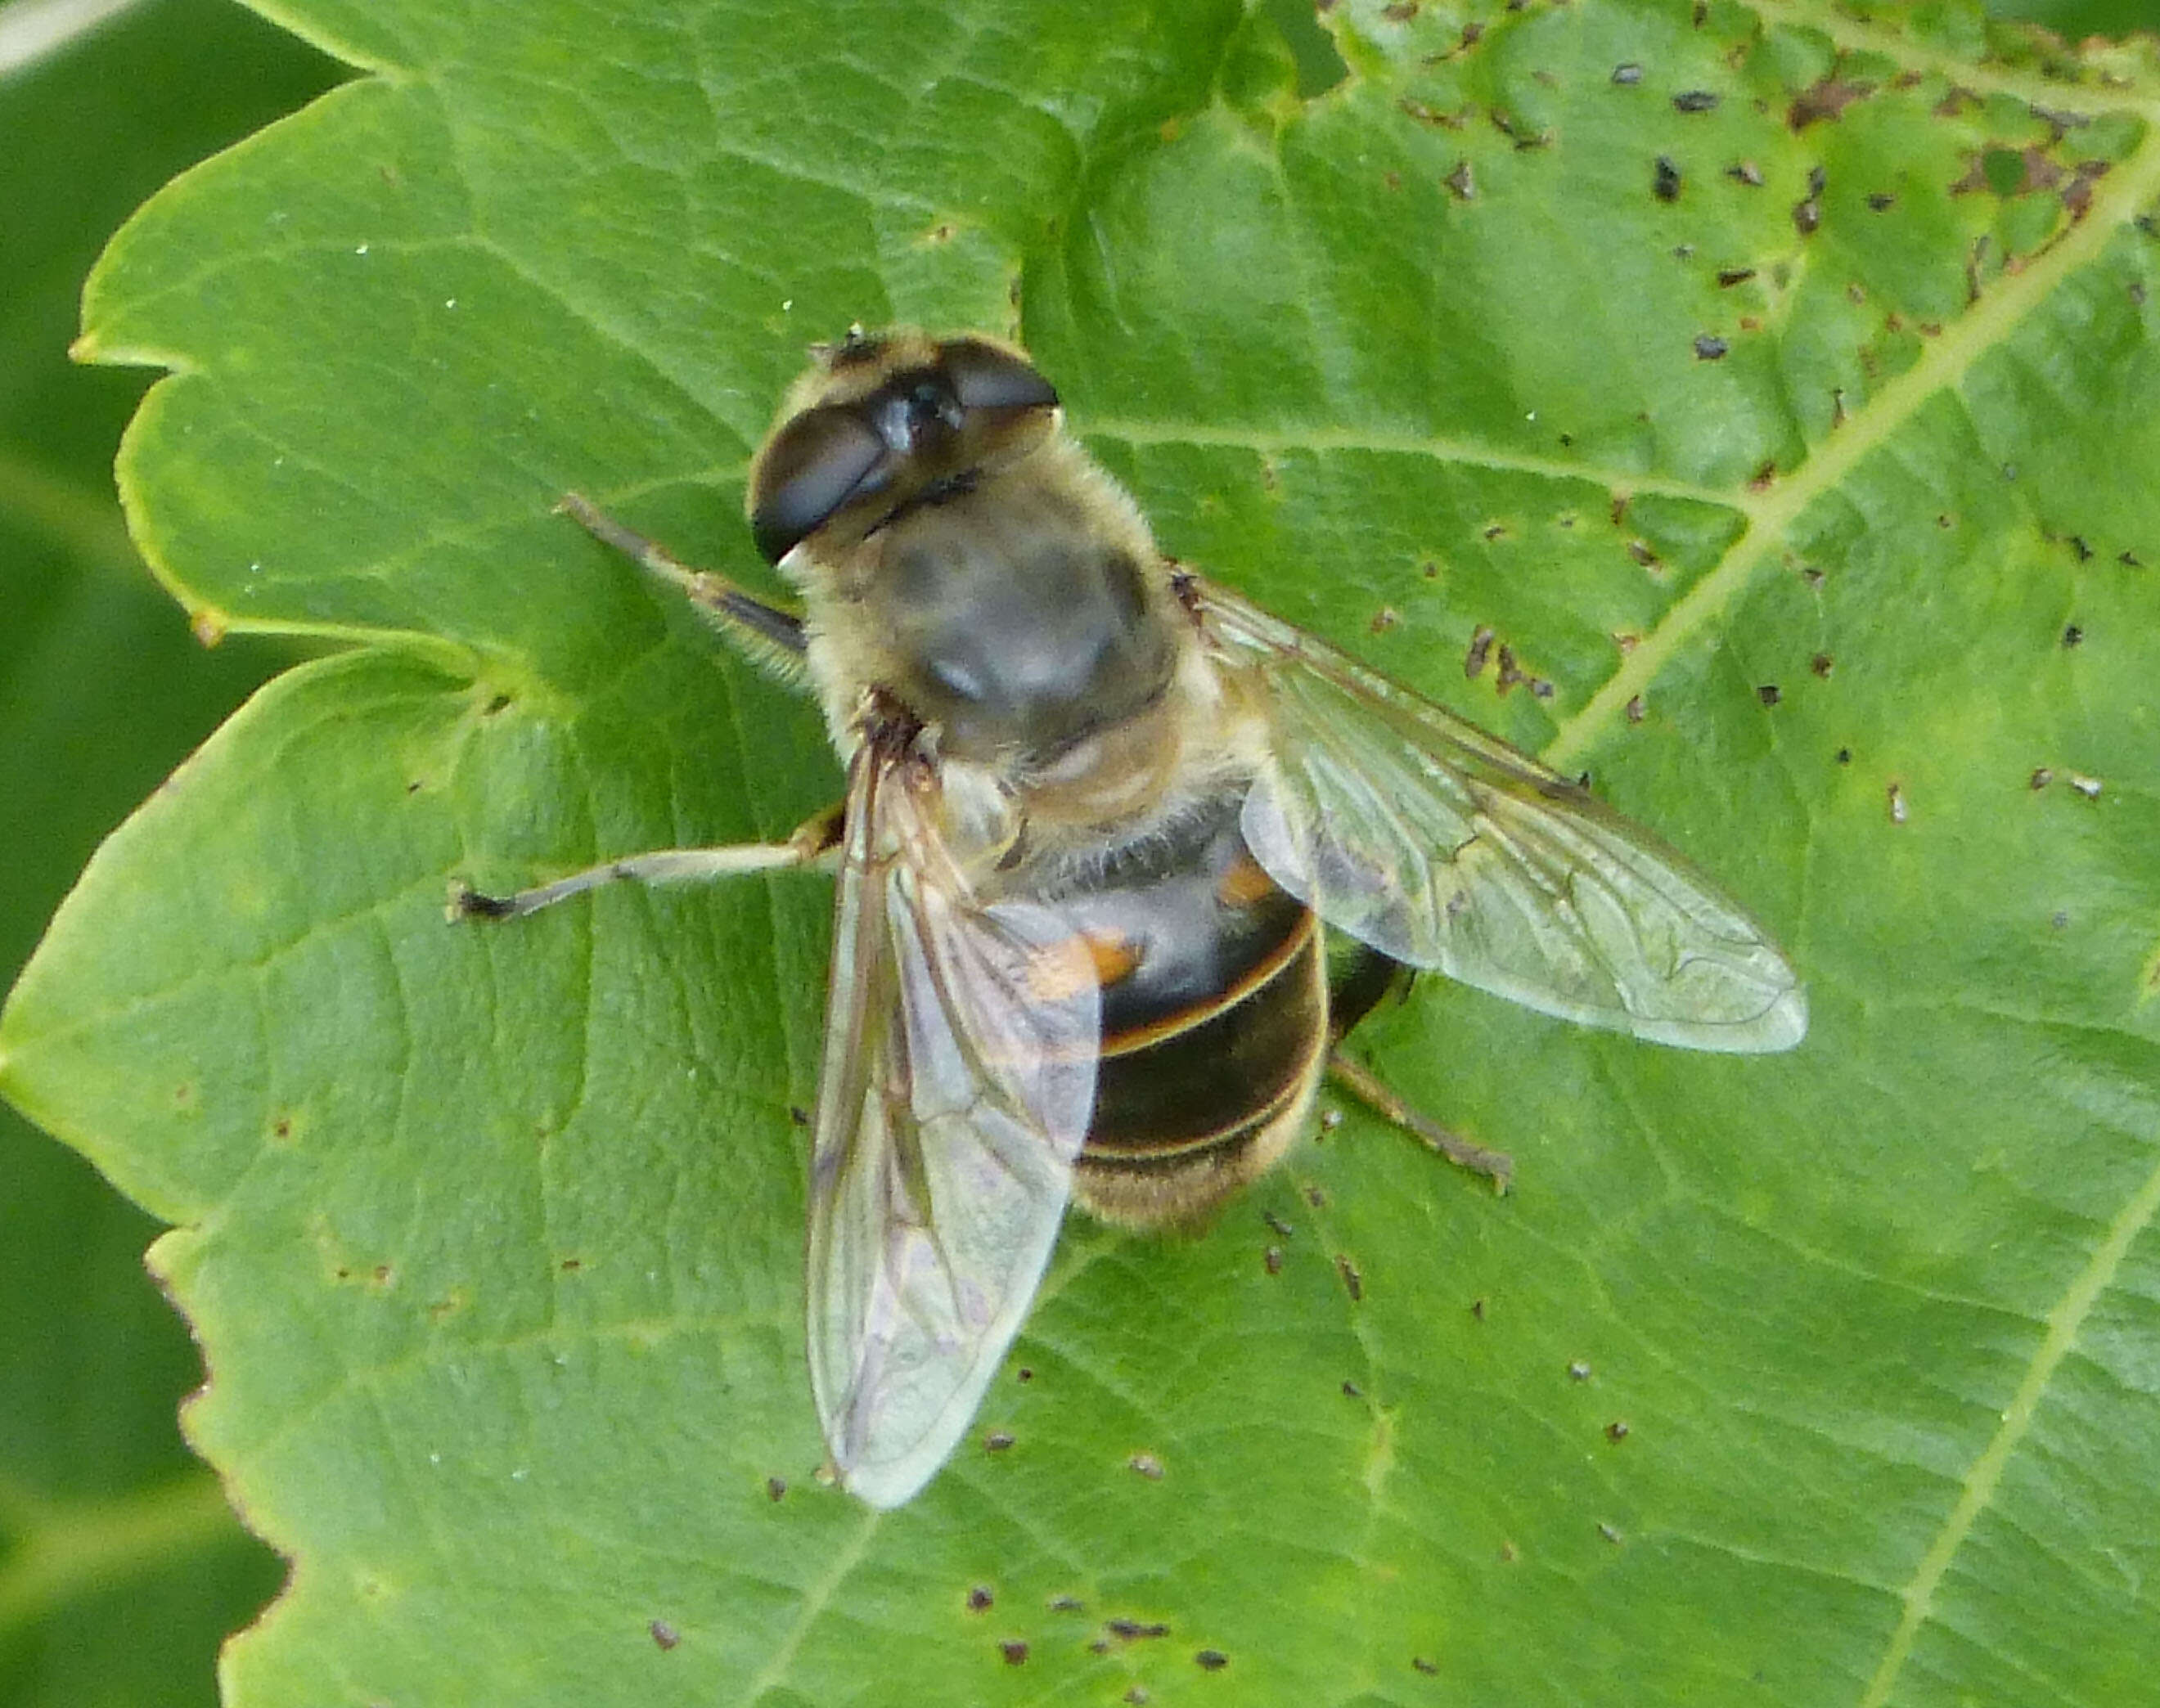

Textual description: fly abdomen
[1032,790,1330,1225]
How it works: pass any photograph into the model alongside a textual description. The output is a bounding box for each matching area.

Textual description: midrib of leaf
[1856,1140,2160,1707]
[0,1467,241,1637]
[1543,109,2160,774]
[1764,0,2160,117]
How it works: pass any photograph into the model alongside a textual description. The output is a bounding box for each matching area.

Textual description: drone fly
[452,329,1806,1507]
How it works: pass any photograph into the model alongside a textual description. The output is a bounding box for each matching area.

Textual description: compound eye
[939,339,1059,413]
[749,407,888,562]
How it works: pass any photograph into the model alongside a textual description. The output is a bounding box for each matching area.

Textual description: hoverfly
[452,329,1806,1508]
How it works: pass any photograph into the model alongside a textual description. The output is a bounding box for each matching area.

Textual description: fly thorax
[867,484,1175,763]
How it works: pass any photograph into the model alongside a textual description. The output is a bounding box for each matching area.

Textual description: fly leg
[448,802,845,923]
[557,492,808,675]
[1325,1050,1513,1194]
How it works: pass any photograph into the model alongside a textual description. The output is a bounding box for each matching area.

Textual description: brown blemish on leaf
[1694,333,1729,360]
[1672,89,1719,114]
[1568,1360,1591,1380]
[1000,1640,1028,1665]
[1195,1650,1230,1671]
[967,1586,994,1612]
[1811,653,1834,678]
[1888,782,1908,825]
[1494,644,1524,696]
[1400,97,1461,129]
[1336,1256,1364,1301]
[1445,158,1476,200]
[1654,156,1682,201]
[984,1430,1015,1452]
[1107,1618,1171,1641]
[1613,63,1643,86]
[1757,684,1782,706]
[1726,160,1765,187]
[1343,1378,1364,1398]
[649,1620,680,1650]
[1264,1246,1284,1274]
[1789,77,1870,129]
[767,1476,788,1500]
[1626,695,1646,724]
[1305,1183,1327,1207]
[2031,767,2054,790]
[1606,1420,1631,1442]
[1370,606,1400,634]
[1716,266,1756,287]
[1465,624,1495,676]
[1129,1452,1165,1480]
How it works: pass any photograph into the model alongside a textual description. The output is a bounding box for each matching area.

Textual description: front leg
[448,802,845,923]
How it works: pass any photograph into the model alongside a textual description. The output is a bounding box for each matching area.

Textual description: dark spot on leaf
[1016,1366,1033,1382]
[1000,1640,1028,1665]
[1802,565,1826,588]
[1129,1452,1164,1480]
[968,1586,994,1612]
[2054,909,2072,930]
[787,1104,810,1127]
[1599,1522,1624,1544]
[1811,653,1834,678]
[1305,1183,1327,1207]
[2070,536,2093,561]
[1627,540,1659,568]
[559,1256,583,1273]
[1196,1650,1231,1671]
[2122,551,2145,567]
[650,1620,680,1651]
[1107,1618,1170,1641]
[1445,158,1476,200]
[984,1430,1015,1452]
[1749,461,1779,492]
[1343,1378,1364,1398]
[1694,334,1729,360]
[1336,1256,1364,1301]
[1400,97,1457,128]
[1050,1593,1086,1612]
[2062,623,2084,647]
[1125,1691,1151,1706]
[1868,191,1896,211]
[1606,1420,1631,1442]
[1626,695,1646,724]
[1265,1210,1294,1238]
[1420,559,1439,578]
[1494,645,1523,696]
[1612,63,1643,85]
[1414,1656,1441,1675]
[1384,169,1402,191]
[1789,78,1870,129]
[1937,513,1955,528]
[1265,1246,1284,1274]
[1530,677,1555,699]
[2031,768,2054,790]
[1381,0,1418,20]
[1471,1297,1487,1320]
[1757,684,1782,706]
[1482,521,1509,542]
[1793,194,1821,236]
[1654,156,1682,200]
[1836,747,1852,766]
[272,1117,293,1141]
[483,692,512,716]
[1672,89,1719,113]
[767,1476,787,1501]
[1568,1360,1591,1380]
[1716,266,1756,287]
[405,779,422,794]
[1319,1106,1342,1135]
[1726,160,1765,187]
[1370,606,1400,633]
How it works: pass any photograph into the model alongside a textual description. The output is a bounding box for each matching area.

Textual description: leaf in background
[4,1,2159,1704]
[0,2,336,1704]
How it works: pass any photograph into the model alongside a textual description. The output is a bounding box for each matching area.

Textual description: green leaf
[0,3,337,1704]
[7,0,2160,1702]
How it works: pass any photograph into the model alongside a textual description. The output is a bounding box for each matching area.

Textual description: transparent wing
[805,740,1100,1508]
[1191,578,1806,1053]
